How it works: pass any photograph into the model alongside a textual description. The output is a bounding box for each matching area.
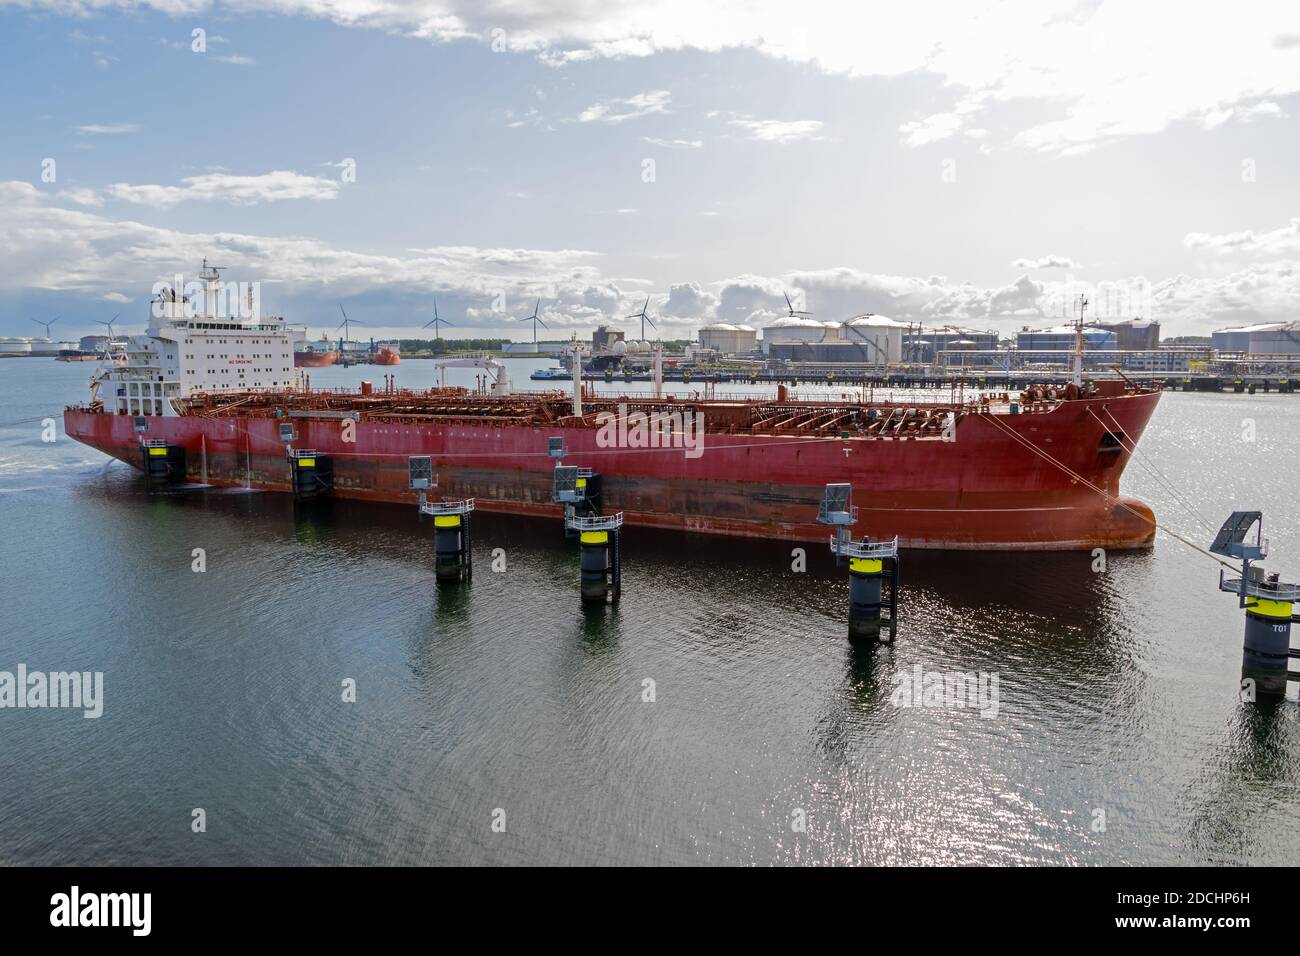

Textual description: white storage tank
[841,314,907,364]
[760,317,829,354]
[699,322,758,354]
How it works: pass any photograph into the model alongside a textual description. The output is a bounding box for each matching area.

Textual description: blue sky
[2,0,1299,342]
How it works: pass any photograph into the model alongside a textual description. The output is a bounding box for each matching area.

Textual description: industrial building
[1016,325,1118,362]
[698,323,758,354]
[593,325,625,352]
[769,341,879,363]
[905,326,1000,363]
[759,316,837,353]
[0,337,76,355]
[1095,318,1160,351]
[1210,322,1300,355]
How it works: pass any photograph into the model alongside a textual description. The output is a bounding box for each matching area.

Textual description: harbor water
[2,357,1299,865]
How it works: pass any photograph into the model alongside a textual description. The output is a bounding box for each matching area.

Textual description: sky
[1,0,1299,344]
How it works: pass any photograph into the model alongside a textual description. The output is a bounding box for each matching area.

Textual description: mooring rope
[977,410,1235,570]
[1089,406,1218,536]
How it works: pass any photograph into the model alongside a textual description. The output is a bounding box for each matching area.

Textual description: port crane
[434,353,512,396]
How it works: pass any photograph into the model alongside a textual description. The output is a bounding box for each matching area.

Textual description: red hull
[63,388,1161,550]
[294,351,339,368]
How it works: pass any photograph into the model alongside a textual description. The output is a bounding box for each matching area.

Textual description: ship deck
[122,380,1153,440]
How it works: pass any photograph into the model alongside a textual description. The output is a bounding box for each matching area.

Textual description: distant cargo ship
[372,343,401,366]
[294,334,339,368]
[62,264,1162,550]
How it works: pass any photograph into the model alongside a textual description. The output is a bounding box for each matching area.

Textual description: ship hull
[63,389,1161,550]
[294,351,339,368]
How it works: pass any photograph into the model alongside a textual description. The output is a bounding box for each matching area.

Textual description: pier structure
[286,448,333,500]
[567,512,623,603]
[817,483,899,641]
[139,437,185,487]
[1211,512,1300,696]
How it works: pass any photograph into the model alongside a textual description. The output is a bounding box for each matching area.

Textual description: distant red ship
[294,332,339,368]
[372,343,401,366]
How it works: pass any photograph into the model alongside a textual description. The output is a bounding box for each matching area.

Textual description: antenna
[422,298,456,346]
[1073,293,1088,387]
[517,298,548,349]
[624,296,658,341]
[200,257,227,279]
[784,291,813,318]
[30,315,59,338]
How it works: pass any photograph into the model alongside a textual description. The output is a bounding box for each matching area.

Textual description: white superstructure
[94,262,296,417]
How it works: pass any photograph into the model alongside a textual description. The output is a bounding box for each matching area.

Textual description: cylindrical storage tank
[759,317,827,354]
[844,315,907,364]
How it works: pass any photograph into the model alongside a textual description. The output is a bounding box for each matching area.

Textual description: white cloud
[577,90,670,124]
[641,136,702,149]
[1184,218,1300,256]
[212,54,254,65]
[5,180,1299,336]
[900,113,964,147]
[76,123,138,135]
[727,118,826,144]
[57,187,103,207]
[1011,255,1078,270]
[101,292,130,302]
[104,170,341,206]
[18,0,1296,152]
[661,281,717,319]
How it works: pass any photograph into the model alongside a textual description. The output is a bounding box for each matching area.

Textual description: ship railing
[565,512,624,532]
[829,534,899,561]
[287,447,318,459]
[420,497,476,517]
[573,387,1012,405]
[1219,574,1300,603]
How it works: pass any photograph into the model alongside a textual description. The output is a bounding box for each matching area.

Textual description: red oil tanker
[64,377,1161,551]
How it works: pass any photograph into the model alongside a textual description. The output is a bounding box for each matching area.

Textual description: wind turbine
[95,314,121,339]
[336,302,366,344]
[784,291,812,319]
[31,316,59,338]
[625,296,657,341]
[517,298,548,349]
[422,298,455,342]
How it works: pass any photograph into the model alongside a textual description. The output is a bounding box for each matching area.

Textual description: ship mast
[1073,294,1088,387]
